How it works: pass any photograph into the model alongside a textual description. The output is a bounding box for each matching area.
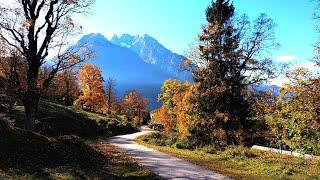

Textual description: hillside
[0,120,160,179]
[9,101,137,138]
[0,102,161,179]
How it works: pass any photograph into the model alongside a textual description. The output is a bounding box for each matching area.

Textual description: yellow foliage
[156,80,200,138]
[78,64,106,112]
[154,106,175,132]
[269,67,320,153]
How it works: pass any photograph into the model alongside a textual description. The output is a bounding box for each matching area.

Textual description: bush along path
[107,126,230,180]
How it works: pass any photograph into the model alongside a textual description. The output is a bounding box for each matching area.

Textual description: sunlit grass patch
[136,133,320,180]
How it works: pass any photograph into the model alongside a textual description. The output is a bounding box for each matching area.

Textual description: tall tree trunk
[23,63,40,131]
[23,89,40,131]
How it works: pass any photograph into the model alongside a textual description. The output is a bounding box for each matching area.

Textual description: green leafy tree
[267,68,320,154]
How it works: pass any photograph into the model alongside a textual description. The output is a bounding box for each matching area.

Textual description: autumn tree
[0,51,27,113]
[156,80,199,138]
[57,70,79,106]
[122,90,148,126]
[43,69,79,106]
[78,64,105,112]
[267,68,320,154]
[248,89,277,145]
[153,106,174,132]
[0,0,94,130]
[185,0,278,146]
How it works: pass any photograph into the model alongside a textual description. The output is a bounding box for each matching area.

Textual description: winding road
[107,127,230,180]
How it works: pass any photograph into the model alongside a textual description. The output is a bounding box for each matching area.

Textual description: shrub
[200,145,217,154]
[140,132,165,146]
[98,118,137,136]
[175,139,194,150]
[148,123,164,131]
[116,115,129,122]
[0,119,11,133]
[163,132,178,146]
[149,138,166,146]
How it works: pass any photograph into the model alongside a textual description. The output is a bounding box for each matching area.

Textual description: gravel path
[107,127,230,180]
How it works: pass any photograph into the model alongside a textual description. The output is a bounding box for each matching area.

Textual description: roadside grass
[136,132,320,180]
[69,106,129,124]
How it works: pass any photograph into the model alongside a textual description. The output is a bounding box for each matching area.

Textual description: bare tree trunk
[24,101,37,131]
[138,108,141,126]
[107,89,111,115]
[23,65,40,131]
[23,90,40,131]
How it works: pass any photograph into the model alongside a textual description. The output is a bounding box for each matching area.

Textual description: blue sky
[79,0,318,68]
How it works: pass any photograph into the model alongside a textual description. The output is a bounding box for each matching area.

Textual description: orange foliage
[78,64,106,112]
[156,80,199,138]
[154,106,175,132]
[122,90,148,126]
[43,70,79,106]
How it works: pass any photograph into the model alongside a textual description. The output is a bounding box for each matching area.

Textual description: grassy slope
[10,101,137,138]
[12,102,101,137]
[0,120,103,179]
[136,133,320,180]
[0,102,160,179]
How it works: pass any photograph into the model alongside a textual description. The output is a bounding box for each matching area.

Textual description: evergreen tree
[190,0,277,146]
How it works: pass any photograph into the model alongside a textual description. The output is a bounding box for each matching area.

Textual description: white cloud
[292,62,320,72]
[270,77,290,87]
[276,55,297,62]
[270,62,320,87]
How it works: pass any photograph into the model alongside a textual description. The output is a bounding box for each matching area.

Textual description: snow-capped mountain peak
[79,33,110,47]
[110,33,190,80]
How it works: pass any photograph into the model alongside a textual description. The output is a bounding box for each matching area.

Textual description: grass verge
[136,132,320,180]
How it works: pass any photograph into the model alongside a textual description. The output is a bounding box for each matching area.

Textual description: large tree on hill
[0,0,94,130]
[78,64,105,112]
[187,0,278,146]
